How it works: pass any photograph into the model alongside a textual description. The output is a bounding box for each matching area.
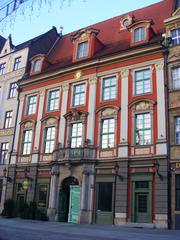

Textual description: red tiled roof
[47,0,175,69]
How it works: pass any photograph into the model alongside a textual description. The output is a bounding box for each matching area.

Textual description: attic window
[33,59,41,72]
[134,27,146,43]
[77,41,88,59]
[123,19,129,27]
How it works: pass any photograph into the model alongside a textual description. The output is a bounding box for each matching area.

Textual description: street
[0,218,180,240]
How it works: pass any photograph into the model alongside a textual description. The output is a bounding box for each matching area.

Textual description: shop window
[47,90,60,112]
[176,175,180,211]
[134,69,151,95]
[37,184,48,207]
[72,83,86,106]
[171,28,180,46]
[101,118,115,149]
[135,113,151,145]
[97,182,113,212]
[175,117,180,145]
[21,130,32,155]
[102,76,117,101]
[26,95,37,115]
[4,111,13,129]
[172,67,180,90]
[70,123,83,148]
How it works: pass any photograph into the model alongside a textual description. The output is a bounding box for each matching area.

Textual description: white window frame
[76,41,89,59]
[101,75,117,101]
[22,129,33,155]
[71,81,86,107]
[47,89,60,112]
[26,94,38,115]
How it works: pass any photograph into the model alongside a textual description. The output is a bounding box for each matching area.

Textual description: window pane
[172,67,180,90]
[77,41,88,58]
[175,117,180,144]
[22,130,32,155]
[71,123,83,148]
[73,83,86,106]
[27,95,37,115]
[134,27,146,43]
[136,113,151,145]
[48,90,59,111]
[171,28,180,46]
[101,118,115,148]
[102,76,117,101]
[135,69,151,94]
[0,143,9,164]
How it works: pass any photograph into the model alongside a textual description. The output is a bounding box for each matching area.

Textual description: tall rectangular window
[44,127,56,153]
[37,184,48,207]
[171,28,180,46]
[22,130,32,155]
[47,90,59,111]
[176,175,180,211]
[134,27,146,43]
[0,143,9,164]
[26,95,37,115]
[8,82,17,98]
[72,83,85,106]
[172,67,180,90]
[0,63,6,75]
[135,113,151,145]
[77,41,88,58]
[135,69,151,94]
[175,117,180,145]
[13,57,21,71]
[101,118,115,149]
[4,111,13,129]
[102,76,117,101]
[71,123,83,148]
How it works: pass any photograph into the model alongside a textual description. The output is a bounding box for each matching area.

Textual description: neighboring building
[6,0,174,228]
[164,0,180,230]
[0,28,59,212]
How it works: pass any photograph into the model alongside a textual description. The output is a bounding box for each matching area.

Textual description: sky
[0,0,161,45]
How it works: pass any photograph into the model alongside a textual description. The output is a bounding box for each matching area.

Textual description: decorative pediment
[129,99,156,110]
[96,105,120,117]
[127,19,153,31]
[64,109,88,122]
[41,116,59,126]
[20,120,36,129]
[119,15,133,31]
[0,34,14,57]
[71,28,99,43]
[172,7,180,17]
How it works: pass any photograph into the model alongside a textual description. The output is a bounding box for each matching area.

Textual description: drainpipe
[162,42,171,229]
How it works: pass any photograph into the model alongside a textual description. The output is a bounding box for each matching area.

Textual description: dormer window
[77,41,89,59]
[171,28,180,46]
[33,59,41,72]
[123,19,130,28]
[134,27,146,43]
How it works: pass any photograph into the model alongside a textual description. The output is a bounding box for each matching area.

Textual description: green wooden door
[135,192,151,223]
[95,182,113,224]
[68,185,80,223]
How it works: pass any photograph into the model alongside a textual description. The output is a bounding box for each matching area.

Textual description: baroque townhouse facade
[0,28,59,213]
[164,0,180,229]
[5,0,176,228]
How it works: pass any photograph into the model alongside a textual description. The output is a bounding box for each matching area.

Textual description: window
[0,63,6,75]
[97,182,113,212]
[22,130,32,155]
[37,184,48,207]
[71,123,83,148]
[101,118,115,148]
[134,27,146,43]
[176,175,180,211]
[171,28,180,46]
[13,57,21,71]
[77,41,88,58]
[47,90,60,112]
[44,126,56,153]
[8,82,17,98]
[135,69,151,95]
[72,83,85,106]
[102,76,117,101]
[33,59,41,72]
[4,111,13,129]
[172,67,180,90]
[26,95,37,115]
[175,117,180,145]
[0,143,9,164]
[135,113,151,145]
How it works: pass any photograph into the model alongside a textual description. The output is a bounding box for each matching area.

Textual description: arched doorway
[59,177,80,223]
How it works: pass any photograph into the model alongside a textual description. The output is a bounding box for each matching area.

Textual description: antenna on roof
[59,25,64,36]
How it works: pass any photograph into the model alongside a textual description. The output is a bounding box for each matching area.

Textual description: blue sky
[1,0,161,45]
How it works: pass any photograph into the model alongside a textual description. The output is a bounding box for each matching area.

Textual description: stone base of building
[80,210,92,224]
[153,214,168,229]
[47,208,56,221]
[114,213,127,225]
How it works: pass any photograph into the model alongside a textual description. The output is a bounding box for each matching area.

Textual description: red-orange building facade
[6,0,177,228]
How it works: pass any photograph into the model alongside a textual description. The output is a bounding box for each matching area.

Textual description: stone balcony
[53,147,96,161]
